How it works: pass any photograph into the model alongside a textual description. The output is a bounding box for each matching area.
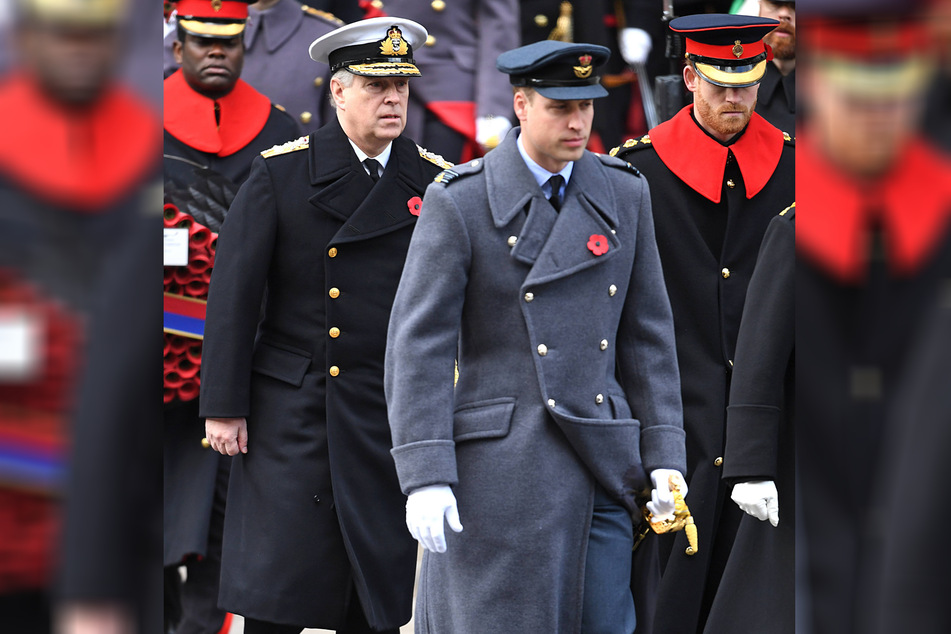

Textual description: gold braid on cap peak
[19,0,126,24]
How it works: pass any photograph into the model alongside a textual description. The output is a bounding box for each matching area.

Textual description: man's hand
[475,115,512,150]
[619,27,653,66]
[205,417,248,455]
[647,468,688,520]
[731,480,779,527]
[56,602,134,634]
[405,484,463,553]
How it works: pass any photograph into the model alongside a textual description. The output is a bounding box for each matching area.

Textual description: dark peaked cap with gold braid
[308,17,428,78]
[496,40,611,100]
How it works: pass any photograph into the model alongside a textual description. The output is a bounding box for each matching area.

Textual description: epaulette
[417,145,454,170]
[261,135,309,158]
[596,152,641,177]
[300,4,344,25]
[609,134,652,157]
[778,202,795,219]
[433,157,484,186]
[782,131,795,145]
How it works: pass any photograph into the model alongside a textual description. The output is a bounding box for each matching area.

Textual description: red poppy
[587,234,609,256]
[407,196,422,216]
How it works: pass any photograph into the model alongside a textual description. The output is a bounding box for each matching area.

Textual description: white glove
[475,115,512,150]
[619,28,653,66]
[731,480,780,527]
[405,484,463,553]
[647,468,687,521]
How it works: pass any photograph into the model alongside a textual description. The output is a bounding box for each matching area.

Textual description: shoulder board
[433,157,483,186]
[300,5,344,26]
[417,145,454,170]
[782,131,795,145]
[596,152,641,177]
[609,134,653,157]
[261,135,309,158]
[778,202,795,219]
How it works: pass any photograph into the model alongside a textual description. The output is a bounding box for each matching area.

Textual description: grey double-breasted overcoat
[385,129,686,633]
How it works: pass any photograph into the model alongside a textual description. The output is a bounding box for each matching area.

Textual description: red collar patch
[0,73,160,211]
[797,135,951,283]
[164,70,271,157]
[649,105,785,203]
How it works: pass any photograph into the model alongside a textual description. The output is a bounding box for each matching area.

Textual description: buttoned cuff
[639,424,687,475]
[390,440,458,495]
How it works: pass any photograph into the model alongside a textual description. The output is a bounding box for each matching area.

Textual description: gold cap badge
[732,40,744,58]
[380,26,409,56]
[573,54,593,79]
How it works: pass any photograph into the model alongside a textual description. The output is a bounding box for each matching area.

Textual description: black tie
[547,174,564,211]
[364,158,382,184]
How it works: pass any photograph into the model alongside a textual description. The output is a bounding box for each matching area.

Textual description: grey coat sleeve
[385,182,473,494]
[617,176,687,475]
[198,156,277,418]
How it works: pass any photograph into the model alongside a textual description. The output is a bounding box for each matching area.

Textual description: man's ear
[683,64,700,94]
[513,90,529,123]
[173,39,184,66]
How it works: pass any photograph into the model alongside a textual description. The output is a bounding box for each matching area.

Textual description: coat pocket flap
[453,397,516,442]
[251,342,311,387]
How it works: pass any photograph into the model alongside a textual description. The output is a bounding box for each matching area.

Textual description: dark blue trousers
[582,484,637,634]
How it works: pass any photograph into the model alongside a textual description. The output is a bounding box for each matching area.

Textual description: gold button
[201,437,210,449]
[300,111,312,124]
[595,393,604,404]
[524,292,534,302]
[726,179,735,189]
[470,160,480,167]
[600,339,608,351]
[534,14,549,27]
[425,35,436,46]
[609,284,618,296]
[328,247,338,258]
[329,327,340,338]
[329,366,340,377]
[313,77,324,87]
[371,0,383,7]
[728,359,734,367]
[537,344,548,357]
[547,398,556,408]
[721,267,730,279]
[431,0,445,10]
[329,287,340,299]
[507,235,518,247]
[714,456,723,467]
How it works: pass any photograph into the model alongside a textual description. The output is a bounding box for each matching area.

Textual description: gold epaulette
[261,136,309,158]
[609,134,651,156]
[300,5,344,25]
[779,202,796,217]
[418,145,454,170]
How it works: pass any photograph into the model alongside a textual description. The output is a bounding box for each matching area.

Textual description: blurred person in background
[795,1,951,632]
[370,0,518,164]
[754,0,795,132]
[162,3,301,634]
[0,0,161,631]
[611,13,794,633]
[198,18,448,634]
[164,0,344,136]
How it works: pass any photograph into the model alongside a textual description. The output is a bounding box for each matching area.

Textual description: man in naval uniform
[611,13,794,633]
[199,17,449,634]
[385,40,687,633]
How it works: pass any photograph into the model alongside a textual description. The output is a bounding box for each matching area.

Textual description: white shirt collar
[349,139,393,176]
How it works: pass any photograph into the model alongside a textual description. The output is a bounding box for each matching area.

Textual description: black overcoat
[198,118,445,629]
[613,106,795,633]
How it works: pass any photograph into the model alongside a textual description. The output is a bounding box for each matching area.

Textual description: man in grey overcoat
[385,40,687,633]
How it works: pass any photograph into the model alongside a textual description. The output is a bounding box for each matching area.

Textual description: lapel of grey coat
[522,152,621,287]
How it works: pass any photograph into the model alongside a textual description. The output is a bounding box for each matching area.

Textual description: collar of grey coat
[245,0,302,53]
[306,117,431,243]
[484,130,622,283]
